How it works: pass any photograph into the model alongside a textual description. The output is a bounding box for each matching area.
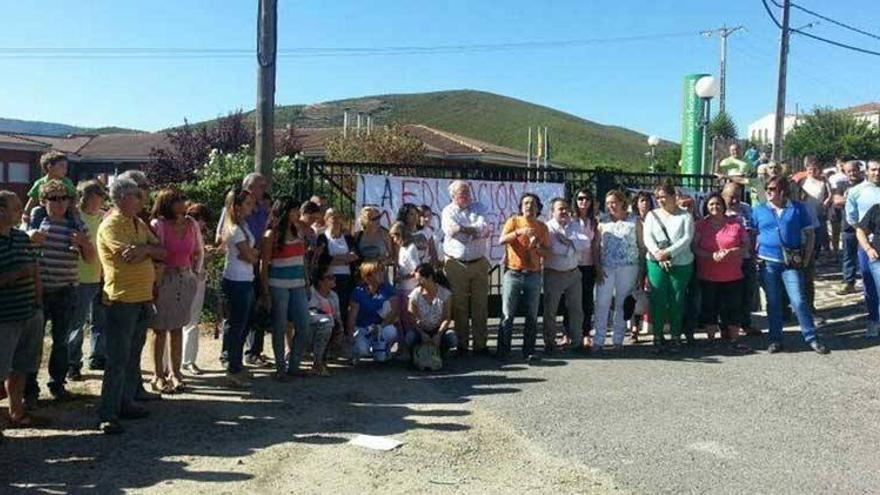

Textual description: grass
[190,89,674,171]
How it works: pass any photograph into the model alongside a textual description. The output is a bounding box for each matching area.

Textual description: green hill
[190,90,673,170]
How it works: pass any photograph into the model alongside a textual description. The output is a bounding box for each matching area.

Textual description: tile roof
[843,102,880,114]
[0,133,50,150]
[76,133,171,161]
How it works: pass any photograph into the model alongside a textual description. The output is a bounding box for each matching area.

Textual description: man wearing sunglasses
[24,179,96,406]
[845,160,880,337]
[441,180,491,355]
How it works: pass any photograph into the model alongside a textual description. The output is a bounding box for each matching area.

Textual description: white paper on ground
[349,434,403,451]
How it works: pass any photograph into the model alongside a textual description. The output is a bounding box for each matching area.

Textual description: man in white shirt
[441,180,491,355]
[542,199,590,354]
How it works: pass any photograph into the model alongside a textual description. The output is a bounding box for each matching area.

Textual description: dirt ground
[1,328,619,494]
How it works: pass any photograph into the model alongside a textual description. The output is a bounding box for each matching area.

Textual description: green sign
[680,74,708,176]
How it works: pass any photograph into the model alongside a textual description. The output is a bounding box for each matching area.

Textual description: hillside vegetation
[190,90,672,170]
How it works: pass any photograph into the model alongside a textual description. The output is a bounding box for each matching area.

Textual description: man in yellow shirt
[96,177,165,435]
[497,193,551,363]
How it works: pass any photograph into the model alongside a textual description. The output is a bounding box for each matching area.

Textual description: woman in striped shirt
[260,197,313,380]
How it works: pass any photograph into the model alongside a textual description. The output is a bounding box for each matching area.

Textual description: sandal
[151,377,174,394]
[312,363,330,377]
[170,375,186,393]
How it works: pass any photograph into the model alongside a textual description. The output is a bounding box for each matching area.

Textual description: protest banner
[355,174,565,265]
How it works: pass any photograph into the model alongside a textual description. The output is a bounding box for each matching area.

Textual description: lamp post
[694,76,719,178]
[647,135,660,173]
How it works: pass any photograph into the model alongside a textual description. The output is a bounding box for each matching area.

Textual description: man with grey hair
[96,177,166,433]
[215,172,273,367]
[441,180,491,355]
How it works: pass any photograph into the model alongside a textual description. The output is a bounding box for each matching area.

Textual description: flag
[536,128,544,160]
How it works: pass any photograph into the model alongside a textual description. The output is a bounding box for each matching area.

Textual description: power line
[770,0,880,42]
[760,0,880,57]
[0,31,700,59]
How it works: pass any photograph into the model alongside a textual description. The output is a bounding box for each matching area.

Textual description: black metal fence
[285,159,720,317]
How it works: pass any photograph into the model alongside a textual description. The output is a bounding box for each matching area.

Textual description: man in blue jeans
[497,194,551,363]
[845,160,880,336]
[837,161,862,295]
[751,175,828,354]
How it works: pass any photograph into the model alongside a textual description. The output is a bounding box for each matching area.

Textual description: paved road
[431,256,879,493]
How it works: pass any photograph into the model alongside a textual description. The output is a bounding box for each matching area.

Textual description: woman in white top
[316,208,358,349]
[220,186,259,387]
[570,188,598,348]
[389,222,420,346]
[405,263,458,359]
[594,190,643,352]
[642,183,695,352]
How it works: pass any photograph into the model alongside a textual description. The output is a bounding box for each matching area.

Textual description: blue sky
[1,0,878,141]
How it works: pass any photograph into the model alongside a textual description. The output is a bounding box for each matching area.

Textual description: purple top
[246,202,270,242]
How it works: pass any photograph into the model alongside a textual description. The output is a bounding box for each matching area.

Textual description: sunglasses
[369,216,381,222]
[766,187,778,192]
[46,196,69,202]
[576,196,590,201]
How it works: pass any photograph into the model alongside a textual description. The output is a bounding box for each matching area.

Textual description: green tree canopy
[785,107,880,163]
[708,111,738,140]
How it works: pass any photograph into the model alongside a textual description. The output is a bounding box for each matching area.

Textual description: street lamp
[647,135,660,173]
[695,75,719,177]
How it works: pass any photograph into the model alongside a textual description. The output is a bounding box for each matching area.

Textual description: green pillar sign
[680,74,708,176]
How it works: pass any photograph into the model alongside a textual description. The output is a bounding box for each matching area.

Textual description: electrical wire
[760,0,880,57]
[0,32,700,60]
[769,0,880,42]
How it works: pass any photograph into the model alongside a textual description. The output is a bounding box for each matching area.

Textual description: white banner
[355,174,565,265]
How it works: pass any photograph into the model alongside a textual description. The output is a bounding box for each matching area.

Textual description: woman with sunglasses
[354,206,391,266]
[25,179,96,405]
[570,188,599,348]
[751,176,828,354]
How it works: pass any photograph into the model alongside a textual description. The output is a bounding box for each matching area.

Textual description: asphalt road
[430,260,879,494]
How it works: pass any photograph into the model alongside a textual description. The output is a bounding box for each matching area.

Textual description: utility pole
[255,0,277,184]
[773,0,790,162]
[701,24,744,114]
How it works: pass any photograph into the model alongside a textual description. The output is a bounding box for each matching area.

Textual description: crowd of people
[1,149,878,438]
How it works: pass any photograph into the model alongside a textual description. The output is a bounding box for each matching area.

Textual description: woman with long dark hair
[259,197,313,380]
[569,188,598,348]
[405,263,458,363]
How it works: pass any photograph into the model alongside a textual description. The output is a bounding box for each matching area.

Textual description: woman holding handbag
[642,183,695,353]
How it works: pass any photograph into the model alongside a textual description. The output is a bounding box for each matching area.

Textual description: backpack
[413,342,443,371]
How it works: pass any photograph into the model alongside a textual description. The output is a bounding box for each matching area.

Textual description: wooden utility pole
[773,0,790,162]
[255,0,277,183]
[701,25,744,114]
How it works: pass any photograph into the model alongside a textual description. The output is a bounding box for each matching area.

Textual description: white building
[843,102,880,128]
[746,113,801,148]
[747,102,880,149]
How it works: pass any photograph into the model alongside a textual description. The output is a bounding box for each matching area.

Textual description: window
[7,162,30,183]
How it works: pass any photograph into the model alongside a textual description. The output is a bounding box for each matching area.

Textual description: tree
[148,111,254,186]
[276,124,303,157]
[324,123,426,163]
[785,107,880,163]
[708,111,738,140]
[654,146,681,174]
